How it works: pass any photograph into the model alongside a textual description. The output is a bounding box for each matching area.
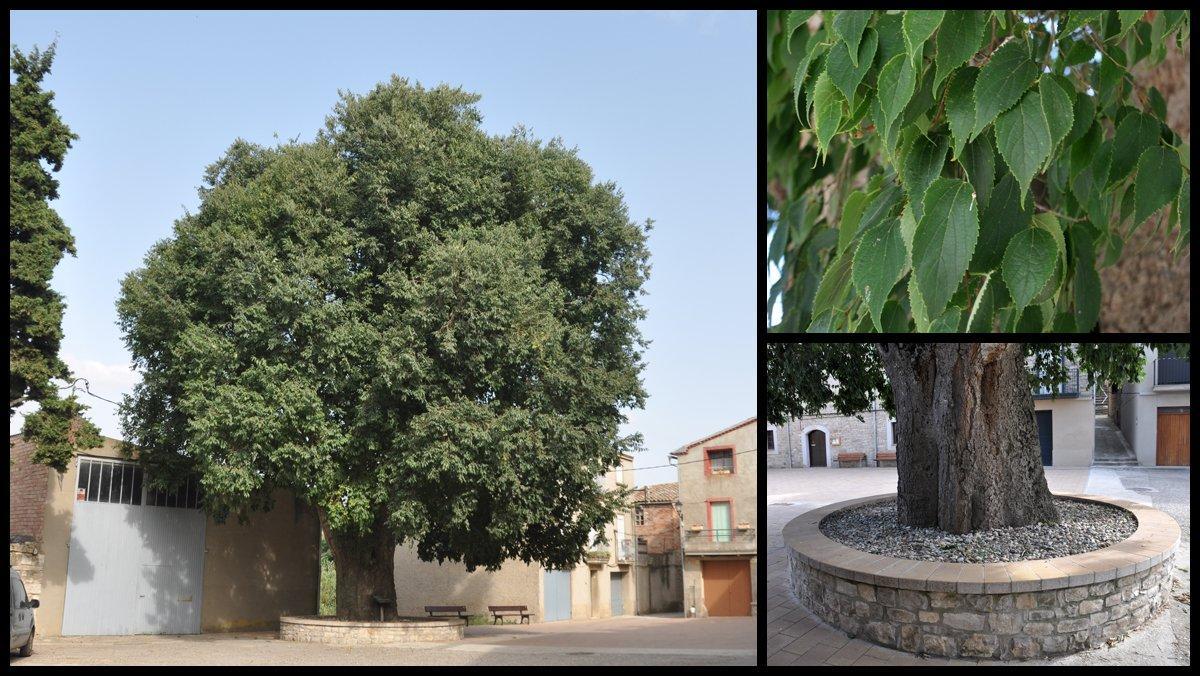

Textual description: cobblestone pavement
[10,615,755,666]
[767,467,1191,666]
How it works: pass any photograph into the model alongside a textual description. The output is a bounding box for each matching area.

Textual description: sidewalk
[767,467,1191,666]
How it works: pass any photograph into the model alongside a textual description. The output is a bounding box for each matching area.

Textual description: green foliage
[767,10,1191,332]
[10,43,102,463]
[769,342,1188,424]
[117,77,650,573]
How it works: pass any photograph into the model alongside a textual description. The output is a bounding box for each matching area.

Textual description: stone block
[1088,610,1108,626]
[875,587,896,607]
[1056,617,1089,633]
[920,634,955,657]
[1062,587,1088,603]
[1078,599,1104,614]
[988,612,1020,634]
[1028,609,1055,621]
[898,589,927,610]
[898,624,921,652]
[1104,593,1123,608]
[994,594,1014,611]
[960,633,999,658]
[857,583,876,602]
[887,607,916,623]
[928,591,957,608]
[1089,581,1115,596]
[917,611,939,624]
[1010,636,1040,659]
[965,595,993,612]
[837,579,858,596]
[1040,635,1070,654]
[1132,606,1150,623]
[1035,591,1058,607]
[943,612,986,631]
[1024,622,1054,636]
[1015,593,1036,610]
[864,621,897,647]
[854,600,871,618]
[1107,604,1128,620]
[1116,574,1138,589]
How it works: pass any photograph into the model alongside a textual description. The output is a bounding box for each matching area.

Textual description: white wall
[1033,397,1095,467]
[1118,347,1191,466]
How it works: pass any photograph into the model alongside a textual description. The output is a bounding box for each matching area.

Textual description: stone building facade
[766,402,894,469]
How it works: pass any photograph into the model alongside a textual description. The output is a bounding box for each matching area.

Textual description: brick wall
[635,503,680,555]
[9,435,50,542]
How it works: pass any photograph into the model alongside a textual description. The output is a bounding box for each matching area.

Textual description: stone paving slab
[767,467,1191,666]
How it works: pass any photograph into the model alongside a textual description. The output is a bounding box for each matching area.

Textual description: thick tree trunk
[318,508,398,621]
[878,343,1059,534]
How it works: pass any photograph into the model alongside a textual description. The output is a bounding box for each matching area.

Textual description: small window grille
[75,458,201,509]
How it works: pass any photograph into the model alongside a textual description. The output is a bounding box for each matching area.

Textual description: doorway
[807,430,827,467]
[1156,407,1190,466]
[1036,411,1053,466]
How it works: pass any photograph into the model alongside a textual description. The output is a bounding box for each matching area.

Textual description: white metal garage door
[543,569,572,622]
[61,457,207,635]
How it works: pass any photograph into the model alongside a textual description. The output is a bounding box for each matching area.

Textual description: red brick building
[630,482,680,555]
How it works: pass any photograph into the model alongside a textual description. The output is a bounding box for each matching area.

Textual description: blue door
[1036,411,1053,466]
[610,572,624,616]
[543,570,571,622]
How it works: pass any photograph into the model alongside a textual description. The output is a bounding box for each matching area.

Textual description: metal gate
[61,458,206,635]
[543,569,572,622]
[609,572,624,616]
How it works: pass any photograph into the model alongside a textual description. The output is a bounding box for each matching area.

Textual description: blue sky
[10,10,756,486]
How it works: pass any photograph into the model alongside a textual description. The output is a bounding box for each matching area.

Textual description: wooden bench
[488,605,533,624]
[424,605,468,619]
[836,452,866,468]
[876,451,897,467]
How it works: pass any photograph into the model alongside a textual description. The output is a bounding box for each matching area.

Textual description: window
[767,430,776,453]
[75,457,202,509]
[635,506,645,526]
[709,501,732,543]
[706,448,734,474]
[887,419,897,449]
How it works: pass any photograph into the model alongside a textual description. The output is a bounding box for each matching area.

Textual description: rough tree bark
[318,509,398,621]
[877,343,1059,534]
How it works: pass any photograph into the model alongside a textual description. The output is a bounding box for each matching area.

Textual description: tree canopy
[10,43,101,469]
[767,10,1191,332]
[116,77,651,574]
[766,342,1189,425]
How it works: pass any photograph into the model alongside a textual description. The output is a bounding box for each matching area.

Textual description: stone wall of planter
[279,615,464,644]
[788,550,1174,660]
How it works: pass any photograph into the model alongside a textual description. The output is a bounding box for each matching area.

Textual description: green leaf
[1097,47,1126,110]
[1148,86,1167,120]
[902,10,945,65]
[811,251,856,318]
[1062,91,1095,148]
[1071,225,1101,332]
[827,27,879,106]
[1069,120,1102,180]
[970,174,1030,273]
[786,10,817,52]
[960,133,995,214]
[876,54,917,142]
[966,273,997,332]
[858,181,905,235]
[1001,227,1058,314]
[832,10,874,68]
[1039,75,1074,156]
[972,39,1038,140]
[1060,10,1103,37]
[1031,212,1066,270]
[946,66,979,160]
[1108,111,1159,187]
[994,88,1053,206]
[1014,305,1045,332]
[1114,10,1146,41]
[873,12,907,68]
[898,202,917,264]
[811,72,844,160]
[901,133,948,222]
[1062,39,1097,66]
[929,306,963,332]
[933,10,988,93]
[1133,146,1183,228]
[837,189,871,254]
[907,275,930,331]
[793,38,830,124]
[911,178,979,319]
[1174,177,1190,258]
[768,221,789,267]
[880,299,909,331]
[852,217,908,332]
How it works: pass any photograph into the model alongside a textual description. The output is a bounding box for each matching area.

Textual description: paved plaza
[767,467,1191,666]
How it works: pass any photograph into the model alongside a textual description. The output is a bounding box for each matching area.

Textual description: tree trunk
[878,343,1059,534]
[318,508,398,621]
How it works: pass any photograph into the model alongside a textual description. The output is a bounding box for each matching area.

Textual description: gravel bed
[819,497,1138,563]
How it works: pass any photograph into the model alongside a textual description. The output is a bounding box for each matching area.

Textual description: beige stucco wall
[676,418,758,617]
[199,491,320,631]
[1033,396,1095,467]
[390,454,637,621]
[34,438,319,636]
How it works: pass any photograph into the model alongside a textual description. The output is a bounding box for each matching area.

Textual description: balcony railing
[1156,357,1190,386]
[585,538,635,565]
[615,538,635,563]
[1032,364,1081,399]
[683,528,756,554]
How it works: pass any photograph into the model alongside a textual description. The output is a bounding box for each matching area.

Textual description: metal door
[1036,411,1053,466]
[610,572,624,616]
[62,477,206,635]
[808,430,826,467]
[543,569,572,622]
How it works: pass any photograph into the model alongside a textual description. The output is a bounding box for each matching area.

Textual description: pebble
[819,497,1138,563]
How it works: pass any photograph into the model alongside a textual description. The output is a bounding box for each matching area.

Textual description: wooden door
[701,559,751,616]
[808,430,826,467]
[1156,407,1190,466]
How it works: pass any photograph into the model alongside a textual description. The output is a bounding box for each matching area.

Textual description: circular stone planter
[279,615,465,645]
[783,493,1180,661]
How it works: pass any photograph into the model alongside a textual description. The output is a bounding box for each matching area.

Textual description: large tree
[10,43,101,468]
[767,342,1187,533]
[116,78,651,620]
